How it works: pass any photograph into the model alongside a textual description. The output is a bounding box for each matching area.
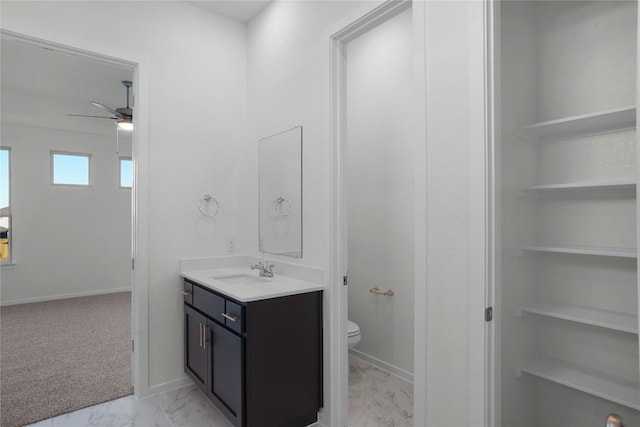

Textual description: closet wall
[499,2,639,426]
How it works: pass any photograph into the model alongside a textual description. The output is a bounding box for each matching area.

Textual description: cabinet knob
[182,290,191,296]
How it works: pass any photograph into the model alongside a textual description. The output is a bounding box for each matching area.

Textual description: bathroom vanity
[181,266,323,427]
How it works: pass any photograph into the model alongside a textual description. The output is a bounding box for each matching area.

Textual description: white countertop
[181,266,324,302]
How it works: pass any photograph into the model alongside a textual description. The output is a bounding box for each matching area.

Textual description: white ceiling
[1,38,134,136]
[185,1,271,23]
[1,1,270,135]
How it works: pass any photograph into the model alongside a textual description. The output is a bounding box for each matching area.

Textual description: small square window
[120,158,132,188]
[52,152,90,186]
[1,147,11,263]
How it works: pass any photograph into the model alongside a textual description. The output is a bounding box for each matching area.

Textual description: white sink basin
[211,273,270,286]
[181,265,324,302]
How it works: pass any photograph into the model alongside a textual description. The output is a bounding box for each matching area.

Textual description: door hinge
[131,340,134,352]
[485,307,493,322]
[132,258,135,270]
[343,275,348,286]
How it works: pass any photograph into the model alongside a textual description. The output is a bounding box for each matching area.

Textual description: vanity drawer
[192,284,225,324]
[183,281,193,305]
[223,300,243,333]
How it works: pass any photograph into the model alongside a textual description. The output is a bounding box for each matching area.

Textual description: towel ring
[274,197,292,217]
[199,194,220,218]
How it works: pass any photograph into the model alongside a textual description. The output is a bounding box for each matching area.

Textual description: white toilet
[347,320,361,349]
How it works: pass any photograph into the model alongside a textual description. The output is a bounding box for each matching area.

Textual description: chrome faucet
[251,261,275,278]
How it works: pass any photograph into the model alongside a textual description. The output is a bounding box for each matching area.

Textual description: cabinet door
[207,320,243,427]
[184,305,207,392]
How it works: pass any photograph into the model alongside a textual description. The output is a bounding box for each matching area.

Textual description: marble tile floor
[348,355,414,427]
[28,356,413,427]
[27,385,232,427]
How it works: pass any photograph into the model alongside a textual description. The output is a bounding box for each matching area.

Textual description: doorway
[344,4,414,425]
[326,1,425,425]
[0,31,146,426]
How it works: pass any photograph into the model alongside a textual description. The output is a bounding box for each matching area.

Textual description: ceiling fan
[68,80,133,131]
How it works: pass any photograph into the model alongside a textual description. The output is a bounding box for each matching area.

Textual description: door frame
[323,1,425,425]
[325,0,495,425]
[469,0,499,425]
[476,0,502,424]
[0,28,151,397]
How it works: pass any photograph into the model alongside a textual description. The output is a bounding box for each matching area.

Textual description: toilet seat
[347,320,360,337]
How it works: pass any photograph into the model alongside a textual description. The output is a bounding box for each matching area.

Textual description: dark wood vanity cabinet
[184,304,243,423]
[184,304,208,392]
[183,279,323,427]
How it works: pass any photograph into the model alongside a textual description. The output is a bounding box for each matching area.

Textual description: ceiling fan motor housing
[68,80,133,124]
[120,80,133,117]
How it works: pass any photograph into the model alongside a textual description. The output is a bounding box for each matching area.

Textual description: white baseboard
[349,349,414,384]
[144,377,194,398]
[0,287,132,307]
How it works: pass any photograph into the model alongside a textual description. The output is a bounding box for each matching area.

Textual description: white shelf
[520,300,638,334]
[521,245,637,258]
[520,106,636,142]
[518,357,640,410]
[520,180,636,194]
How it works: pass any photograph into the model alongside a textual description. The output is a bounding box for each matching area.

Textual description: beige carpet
[0,292,133,427]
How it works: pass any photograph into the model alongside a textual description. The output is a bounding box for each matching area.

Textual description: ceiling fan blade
[68,114,119,119]
[90,102,121,117]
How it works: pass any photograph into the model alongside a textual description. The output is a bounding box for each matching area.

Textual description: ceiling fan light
[117,118,133,131]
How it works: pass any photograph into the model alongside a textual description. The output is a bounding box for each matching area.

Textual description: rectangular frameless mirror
[258,126,302,258]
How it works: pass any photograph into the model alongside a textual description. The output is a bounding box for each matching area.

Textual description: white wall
[500,2,640,426]
[245,1,378,266]
[0,0,248,389]
[422,2,479,425]
[246,3,387,424]
[0,40,134,304]
[499,2,539,426]
[345,7,414,375]
[2,2,489,423]
[249,2,484,426]
[0,122,132,304]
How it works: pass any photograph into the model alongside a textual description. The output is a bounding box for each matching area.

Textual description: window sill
[1,262,17,270]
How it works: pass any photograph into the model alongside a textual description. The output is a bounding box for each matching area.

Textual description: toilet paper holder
[370,287,394,296]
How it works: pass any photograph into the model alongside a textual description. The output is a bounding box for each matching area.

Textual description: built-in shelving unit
[520,180,636,194]
[520,300,638,334]
[520,245,637,258]
[519,106,636,142]
[518,357,640,411]
[500,2,639,424]
[517,106,638,413]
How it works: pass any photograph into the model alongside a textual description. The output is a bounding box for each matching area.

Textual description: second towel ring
[274,197,292,217]
[199,194,220,218]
